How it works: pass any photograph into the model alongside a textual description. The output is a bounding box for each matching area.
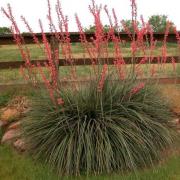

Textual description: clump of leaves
[22,78,173,176]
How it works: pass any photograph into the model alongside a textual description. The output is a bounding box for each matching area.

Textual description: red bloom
[130,82,145,95]
[57,98,64,105]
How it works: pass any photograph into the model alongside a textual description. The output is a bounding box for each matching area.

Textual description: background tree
[0,27,11,34]
[148,15,174,32]
[84,24,111,33]
[121,20,140,33]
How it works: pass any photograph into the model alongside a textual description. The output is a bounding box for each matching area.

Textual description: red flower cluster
[130,82,145,95]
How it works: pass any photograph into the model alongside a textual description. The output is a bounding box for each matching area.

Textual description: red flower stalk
[112,8,119,32]
[137,57,147,66]
[19,66,30,82]
[47,0,54,32]
[56,0,73,63]
[11,28,30,65]
[131,41,137,55]
[111,35,125,79]
[130,82,145,95]
[114,60,126,80]
[104,5,113,28]
[2,5,31,66]
[136,27,147,55]
[164,21,171,43]
[75,14,97,64]
[57,98,64,105]
[56,0,67,32]
[1,4,21,35]
[39,20,59,88]
[21,16,41,48]
[161,21,171,64]
[130,0,137,22]
[97,64,108,92]
[171,57,176,72]
[140,15,145,29]
[89,1,104,52]
[37,62,56,105]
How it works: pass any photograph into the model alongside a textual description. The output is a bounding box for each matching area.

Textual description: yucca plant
[22,76,173,175]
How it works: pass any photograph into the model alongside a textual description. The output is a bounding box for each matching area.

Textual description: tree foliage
[0,27,11,34]
[148,15,174,32]
[121,20,140,33]
[84,15,175,33]
[84,24,111,33]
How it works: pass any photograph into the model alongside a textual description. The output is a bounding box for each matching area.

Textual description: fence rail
[0,56,179,69]
[0,32,180,45]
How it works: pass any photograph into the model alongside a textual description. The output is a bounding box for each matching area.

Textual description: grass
[0,42,179,62]
[0,144,179,180]
[0,145,58,180]
[0,63,179,84]
[0,88,17,107]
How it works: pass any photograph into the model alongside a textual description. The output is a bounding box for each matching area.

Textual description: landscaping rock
[7,96,29,113]
[0,96,29,123]
[1,129,20,144]
[0,108,20,122]
[13,139,26,152]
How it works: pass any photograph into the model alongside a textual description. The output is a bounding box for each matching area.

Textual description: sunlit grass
[0,144,179,180]
[0,63,179,84]
[0,42,179,62]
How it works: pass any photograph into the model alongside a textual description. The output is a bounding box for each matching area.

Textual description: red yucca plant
[1,0,177,176]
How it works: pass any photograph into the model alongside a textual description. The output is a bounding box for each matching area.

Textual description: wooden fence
[0,32,180,87]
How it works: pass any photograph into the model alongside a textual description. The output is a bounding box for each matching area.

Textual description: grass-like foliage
[22,78,173,176]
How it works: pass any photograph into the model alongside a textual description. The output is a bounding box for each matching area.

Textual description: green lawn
[0,63,179,84]
[0,145,179,180]
[0,42,179,62]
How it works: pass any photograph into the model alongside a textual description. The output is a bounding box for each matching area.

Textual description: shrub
[22,77,173,175]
